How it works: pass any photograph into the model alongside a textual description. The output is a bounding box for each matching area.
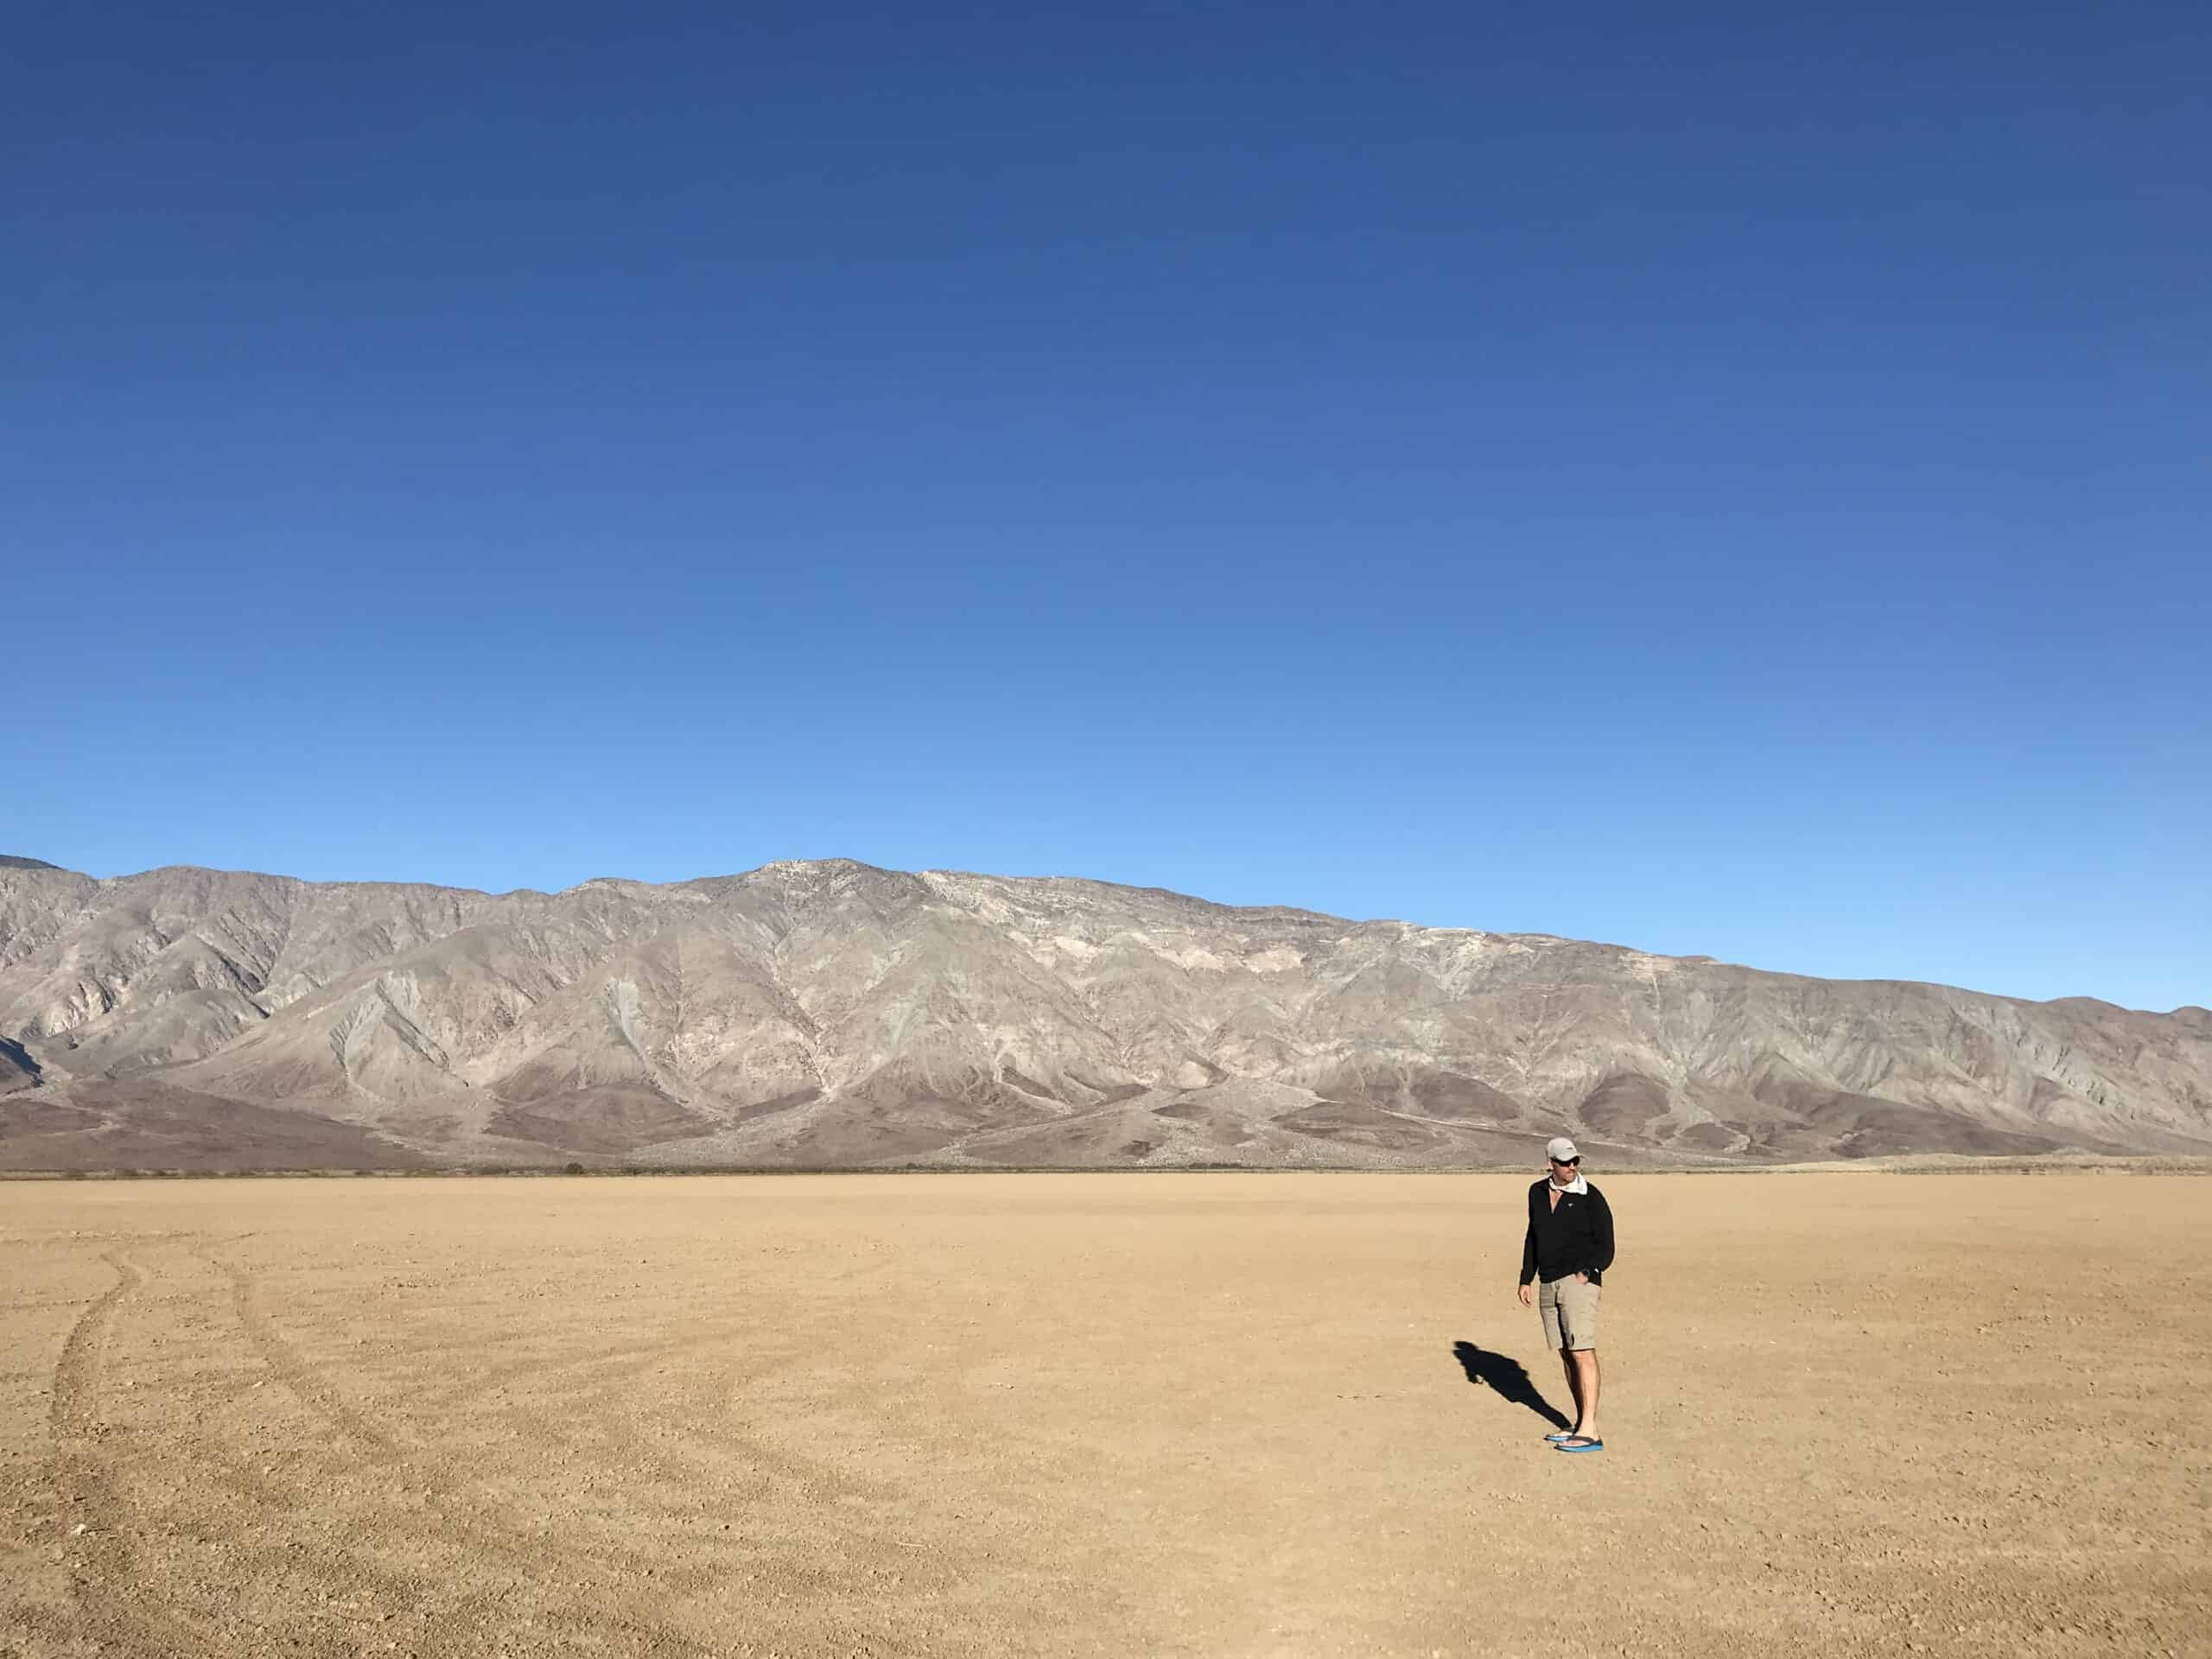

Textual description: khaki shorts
[1538,1274,1601,1351]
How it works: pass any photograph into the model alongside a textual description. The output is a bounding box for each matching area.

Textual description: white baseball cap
[1545,1136,1581,1163]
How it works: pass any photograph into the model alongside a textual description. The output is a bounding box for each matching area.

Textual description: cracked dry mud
[2,1173,2206,1657]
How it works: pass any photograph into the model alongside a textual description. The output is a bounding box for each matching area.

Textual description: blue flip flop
[1554,1436,1605,1453]
[1543,1430,1579,1443]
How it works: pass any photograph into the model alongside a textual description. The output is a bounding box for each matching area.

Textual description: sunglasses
[1548,1157,1580,1167]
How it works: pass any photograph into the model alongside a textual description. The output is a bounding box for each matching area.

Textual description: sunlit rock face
[2,857,2207,1168]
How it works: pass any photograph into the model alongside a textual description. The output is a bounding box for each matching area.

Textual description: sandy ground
[1,1173,2206,1659]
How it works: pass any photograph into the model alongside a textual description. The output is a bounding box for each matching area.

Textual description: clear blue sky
[7,2,2206,1011]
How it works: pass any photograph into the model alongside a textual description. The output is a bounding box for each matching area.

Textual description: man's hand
[1574,1272,1587,1284]
[1516,1282,1533,1306]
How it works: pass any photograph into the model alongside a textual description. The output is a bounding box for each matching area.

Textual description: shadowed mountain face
[1,858,2206,1170]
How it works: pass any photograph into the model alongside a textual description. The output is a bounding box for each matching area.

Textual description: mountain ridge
[9,853,2190,1009]
[2,857,2205,1170]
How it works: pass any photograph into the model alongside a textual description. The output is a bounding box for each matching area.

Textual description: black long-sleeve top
[1519,1178,1616,1286]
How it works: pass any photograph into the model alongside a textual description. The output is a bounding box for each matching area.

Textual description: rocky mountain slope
[1,857,2206,1170]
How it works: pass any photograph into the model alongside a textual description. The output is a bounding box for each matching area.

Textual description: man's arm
[1518,1186,1538,1286]
[1588,1188,1615,1280]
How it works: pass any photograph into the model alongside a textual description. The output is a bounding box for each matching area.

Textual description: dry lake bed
[3,1173,2206,1657]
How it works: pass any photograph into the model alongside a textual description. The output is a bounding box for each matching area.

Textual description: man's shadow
[1452,1340,1571,1430]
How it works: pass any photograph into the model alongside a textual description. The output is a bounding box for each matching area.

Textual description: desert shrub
[564,1161,586,1176]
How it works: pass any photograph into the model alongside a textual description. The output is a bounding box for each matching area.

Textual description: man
[1516,1135,1614,1453]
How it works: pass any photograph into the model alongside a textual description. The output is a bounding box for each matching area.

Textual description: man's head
[1545,1135,1581,1184]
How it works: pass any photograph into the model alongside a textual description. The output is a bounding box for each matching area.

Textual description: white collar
[1549,1173,1588,1196]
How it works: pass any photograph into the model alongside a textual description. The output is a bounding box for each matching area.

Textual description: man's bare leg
[1567,1349,1601,1440]
[1559,1349,1584,1432]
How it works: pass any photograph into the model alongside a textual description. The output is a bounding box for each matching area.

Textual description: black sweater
[1519,1179,1616,1286]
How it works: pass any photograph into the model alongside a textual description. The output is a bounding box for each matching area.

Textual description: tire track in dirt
[438,1331,916,1613]
[45,1249,212,1653]
[213,1255,407,1462]
[204,1252,733,1656]
[461,1325,911,1548]
[394,1309,901,1526]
